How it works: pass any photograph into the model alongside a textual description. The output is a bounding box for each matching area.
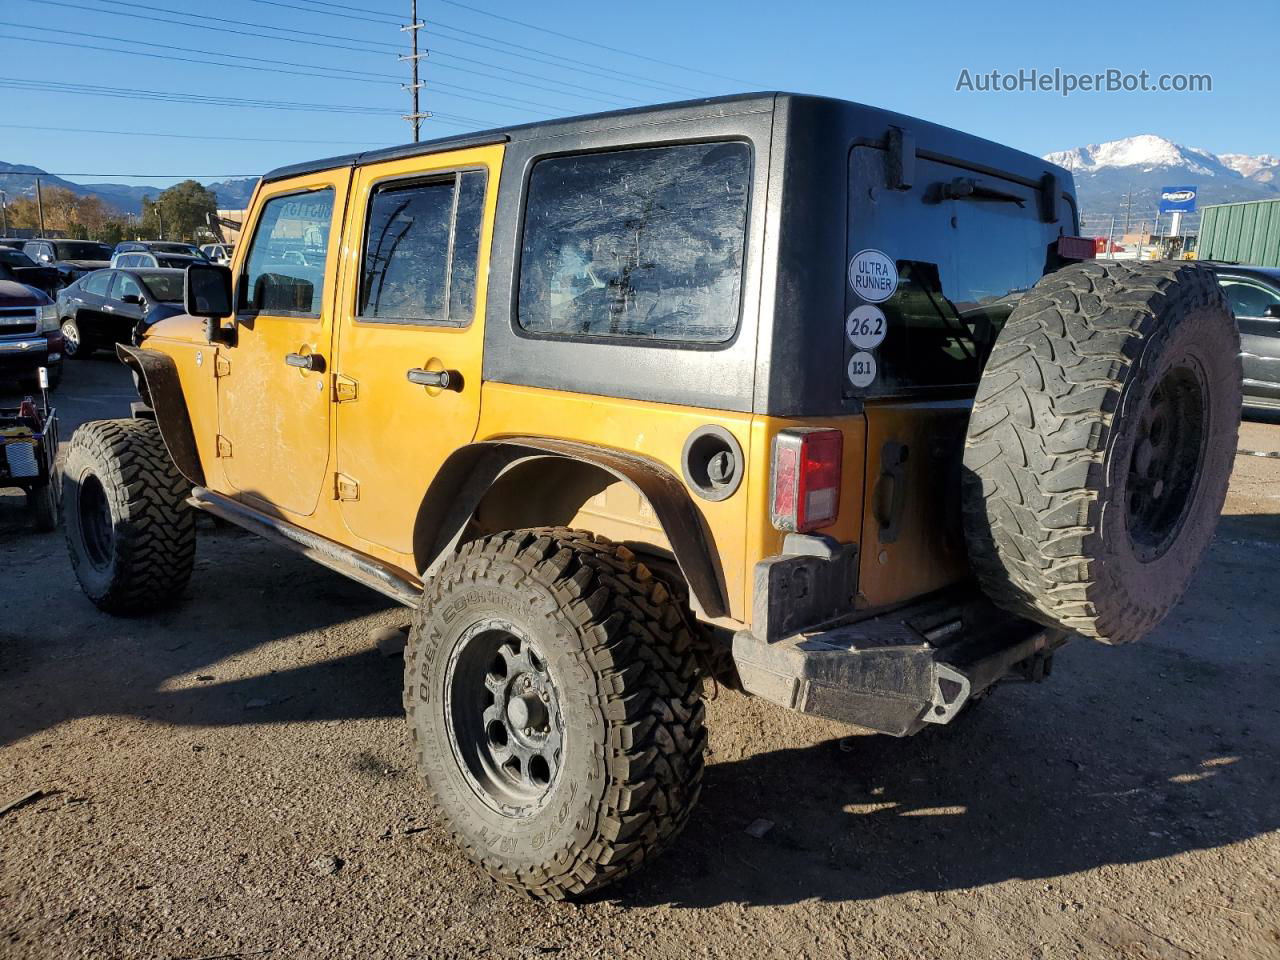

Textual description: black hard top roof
[263,92,1072,187]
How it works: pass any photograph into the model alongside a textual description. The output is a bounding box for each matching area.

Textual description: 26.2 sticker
[846,305,887,350]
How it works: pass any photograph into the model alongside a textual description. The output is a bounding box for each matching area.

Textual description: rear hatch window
[845,146,1062,397]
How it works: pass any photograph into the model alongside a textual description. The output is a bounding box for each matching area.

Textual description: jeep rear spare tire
[962,261,1240,645]
[407,527,706,900]
[63,418,196,615]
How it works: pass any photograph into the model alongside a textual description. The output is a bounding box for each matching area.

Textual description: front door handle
[102,304,114,313]
[407,367,462,391]
[285,352,325,372]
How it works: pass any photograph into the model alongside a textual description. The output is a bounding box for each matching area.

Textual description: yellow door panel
[333,144,503,555]
[218,171,349,517]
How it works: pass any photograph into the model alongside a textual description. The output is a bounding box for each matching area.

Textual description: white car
[199,243,235,265]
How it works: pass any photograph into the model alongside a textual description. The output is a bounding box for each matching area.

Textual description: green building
[1198,198,1280,267]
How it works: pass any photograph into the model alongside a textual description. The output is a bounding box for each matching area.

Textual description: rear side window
[111,273,144,300]
[240,188,335,317]
[83,271,112,296]
[517,141,750,344]
[358,169,486,325]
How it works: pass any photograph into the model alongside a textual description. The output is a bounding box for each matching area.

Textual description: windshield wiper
[939,177,1025,206]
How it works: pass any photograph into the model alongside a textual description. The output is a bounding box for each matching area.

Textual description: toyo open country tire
[962,260,1240,645]
[407,527,706,900]
[63,418,196,615]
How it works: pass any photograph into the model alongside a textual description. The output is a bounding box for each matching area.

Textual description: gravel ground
[2,357,1278,960]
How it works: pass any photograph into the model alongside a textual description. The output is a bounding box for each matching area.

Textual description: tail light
[770,428,843,532]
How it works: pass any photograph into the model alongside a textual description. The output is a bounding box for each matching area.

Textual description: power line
[36,0,707,99]
[0,122,392,147]
[1,18,634,110]
[0,171,261,178]
[432,0,759,87]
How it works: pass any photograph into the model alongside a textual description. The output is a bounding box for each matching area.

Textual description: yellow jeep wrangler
[61,94,1240,899]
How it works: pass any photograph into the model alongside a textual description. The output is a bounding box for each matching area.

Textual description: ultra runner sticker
[846,304,887,350]
[848,248,898,303]
[847,351,878,388]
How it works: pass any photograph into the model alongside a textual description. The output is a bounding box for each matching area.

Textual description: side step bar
[732,594,1067,737]
[188,486,422,607]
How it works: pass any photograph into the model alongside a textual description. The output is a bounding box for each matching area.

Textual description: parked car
[111,251,204,270]
[55,267,185,359]
[199,242,235,264]
[0,279,62,388]
[21,239,113,288]
[0,247,60,295]
[114,240,208,260]
[1208,263,1280,410]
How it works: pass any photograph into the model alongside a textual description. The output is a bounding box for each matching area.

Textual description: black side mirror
[185,262,235,345]
[1264,304,1280,320]
[120,293,144,306]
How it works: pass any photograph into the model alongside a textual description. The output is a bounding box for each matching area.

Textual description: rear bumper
[733,590,1067,736]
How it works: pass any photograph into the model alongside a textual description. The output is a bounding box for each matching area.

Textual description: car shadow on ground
[0,524,406,748]
[1,509,1276,907]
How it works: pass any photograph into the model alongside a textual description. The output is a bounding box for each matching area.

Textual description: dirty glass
[846,148,1054,395]
[359,170,486,325]
[518,141,750,344]
[239,188,334,317]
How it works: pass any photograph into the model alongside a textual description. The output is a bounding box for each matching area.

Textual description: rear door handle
[285,352,325,372]
[102,304,114,312]
[407,368,462,391]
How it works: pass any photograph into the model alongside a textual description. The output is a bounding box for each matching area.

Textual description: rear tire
[406,527,706,900]
[63,418,196,614]
[962,261,1240,645]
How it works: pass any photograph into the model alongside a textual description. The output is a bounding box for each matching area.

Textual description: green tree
[140,180,219,241]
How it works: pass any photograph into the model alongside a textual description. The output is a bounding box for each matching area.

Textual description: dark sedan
[55,268,185,359]
[1208,264,1280,411]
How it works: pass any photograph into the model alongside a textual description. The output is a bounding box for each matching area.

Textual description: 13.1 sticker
[846,305,887,350]
[847,351,878,388]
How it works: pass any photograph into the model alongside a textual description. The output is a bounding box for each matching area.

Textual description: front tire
[407,527,706,900]
[63,418,196,614]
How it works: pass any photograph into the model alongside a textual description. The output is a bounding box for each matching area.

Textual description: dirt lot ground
[2,357,1278,960]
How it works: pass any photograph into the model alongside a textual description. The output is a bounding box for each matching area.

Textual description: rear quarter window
[517,141,751,345]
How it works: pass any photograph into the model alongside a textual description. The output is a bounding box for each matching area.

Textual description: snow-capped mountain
[1042,135,1280,227]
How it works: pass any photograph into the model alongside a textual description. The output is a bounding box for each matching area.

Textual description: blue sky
[0,0,1275,189]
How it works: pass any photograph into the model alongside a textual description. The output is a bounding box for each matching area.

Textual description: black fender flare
[412,437,729,619]
[116,344,206,487]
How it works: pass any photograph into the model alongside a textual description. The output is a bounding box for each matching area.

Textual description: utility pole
[1121,183,1133,235]
[36,176,46,238]
[0,190,7,234]
[399,0,429,142]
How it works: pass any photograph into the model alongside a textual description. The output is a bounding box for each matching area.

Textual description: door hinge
[334,472,360,501]
[333,373,358,402]
[215,435,232,458]
[214,354,231,377]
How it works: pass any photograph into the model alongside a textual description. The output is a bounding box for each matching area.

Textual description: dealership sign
[1159,186,1197,213]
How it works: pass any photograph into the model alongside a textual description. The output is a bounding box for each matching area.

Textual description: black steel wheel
[407,527,705,900]
[446,619,564,816]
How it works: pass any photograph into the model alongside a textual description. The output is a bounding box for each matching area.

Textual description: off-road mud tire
[407,527,706,900]
[962,261,1240,645]
[63,418,196,615]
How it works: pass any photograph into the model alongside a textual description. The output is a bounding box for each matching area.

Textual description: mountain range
[0,162,258,215]
[1042,135,1280,229]
[3,133,1278,231]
